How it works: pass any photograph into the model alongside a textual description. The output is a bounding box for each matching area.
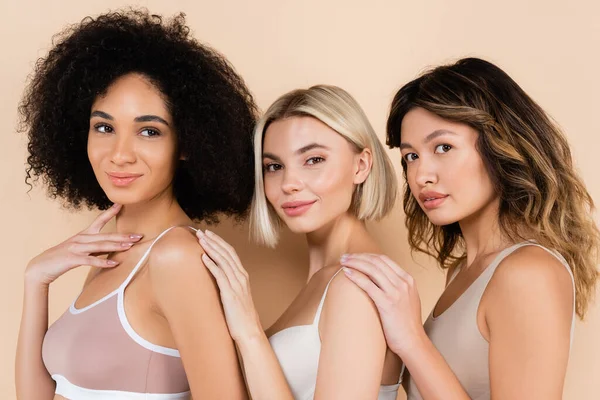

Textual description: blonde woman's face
[399,107,497,226]
[262,116,369,234]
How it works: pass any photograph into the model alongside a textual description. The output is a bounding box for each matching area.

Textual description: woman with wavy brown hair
[342,57,600,399]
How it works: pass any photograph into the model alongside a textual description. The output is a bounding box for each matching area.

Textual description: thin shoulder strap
[119,225,197,290]
[312,268,406,385]
[477,241,576,345]
[312,268,345,326]
[507,242,577,343]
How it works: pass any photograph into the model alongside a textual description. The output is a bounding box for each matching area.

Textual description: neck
[305,213,373,280]
[115,188,191,242]
[458,197,509,268]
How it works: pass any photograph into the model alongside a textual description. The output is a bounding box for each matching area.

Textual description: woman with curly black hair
[15,10,256,400]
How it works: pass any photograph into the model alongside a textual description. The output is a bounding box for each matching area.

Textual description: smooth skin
[198,116,402,400]
[15,73,247,400]
[342,108,573,400]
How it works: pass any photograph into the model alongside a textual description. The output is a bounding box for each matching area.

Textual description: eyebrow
[399,129,457,150]
[262,143,330,161]
[90,111,170,126]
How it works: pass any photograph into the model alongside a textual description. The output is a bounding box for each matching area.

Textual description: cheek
[139,143,177,171]
[86,137,108,170]
[310,165,354,198]
[263,176,279,204]
[450,152,496,203]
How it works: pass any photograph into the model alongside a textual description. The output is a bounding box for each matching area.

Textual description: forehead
[91,74,170,118]
[400,107,477,145]
[263,116,348,153]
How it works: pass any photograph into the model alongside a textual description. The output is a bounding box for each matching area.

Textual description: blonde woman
[342,57,600,400]
[196,85,403,399]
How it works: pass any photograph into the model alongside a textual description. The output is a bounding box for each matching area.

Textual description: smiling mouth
[281,200,317,217]
[421,195,448,210]
[106,173,142,187]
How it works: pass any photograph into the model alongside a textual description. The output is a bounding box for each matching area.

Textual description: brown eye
[404,153,418,162]
[435,144,452,153]
[95,124,113,134]
[306,156,325,165]
[264,163,282,172]
[140,128,161,137]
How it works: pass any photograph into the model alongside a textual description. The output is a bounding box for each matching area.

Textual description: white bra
[268,269,401,400]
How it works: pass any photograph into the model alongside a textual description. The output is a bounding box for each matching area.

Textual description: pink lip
[106,172,143,187]
[419,191,449,210]
[281,200,317,217]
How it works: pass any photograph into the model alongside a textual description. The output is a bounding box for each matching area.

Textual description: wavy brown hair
[387,57,599,318]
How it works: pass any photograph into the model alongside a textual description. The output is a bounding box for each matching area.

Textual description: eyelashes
[403,144,453,163]
[263,156,326,172]
[94,123,113,134]
[92,124,162,137]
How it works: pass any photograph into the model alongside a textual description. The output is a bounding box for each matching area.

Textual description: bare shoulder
[319,266,385,347]
[150,227,202,262]
[490,245,572,294]
[326,267,376,310]
[485,245,573,320]
[147,227,212,287]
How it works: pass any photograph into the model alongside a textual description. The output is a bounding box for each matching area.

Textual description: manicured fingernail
[340,254,349,262]
[205,230,215,237]
[197,230,204,237]
[122,242,134,247]
[130,234,143,240]
[107,260,119,266]
[343,267,352,275]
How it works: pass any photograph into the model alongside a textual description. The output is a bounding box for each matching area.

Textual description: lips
[106,172,143,187]
[281,200,317,217]
[419,191,449,210]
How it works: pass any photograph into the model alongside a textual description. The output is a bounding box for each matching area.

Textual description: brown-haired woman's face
[399,107,497,226]
[87,73,178,206]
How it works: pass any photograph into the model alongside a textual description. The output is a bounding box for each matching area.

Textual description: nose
[414,156,438,188]
[110,134,136,166]
[281,167,304,194]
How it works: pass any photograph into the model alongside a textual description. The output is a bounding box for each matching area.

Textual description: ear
[353,148,372,185]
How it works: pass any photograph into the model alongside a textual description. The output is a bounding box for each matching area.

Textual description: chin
[423,211,460,227]
[281,218,322,234]
[102,190,146,206]
[285,222,315,234]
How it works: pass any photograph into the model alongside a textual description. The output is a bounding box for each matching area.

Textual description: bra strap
[119,225,197,290]
[312,268,345,326]
[312,267,406,385]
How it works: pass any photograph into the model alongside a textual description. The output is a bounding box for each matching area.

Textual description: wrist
[23,272,50,291]
[393,326,429,359]
[235,326,267,350]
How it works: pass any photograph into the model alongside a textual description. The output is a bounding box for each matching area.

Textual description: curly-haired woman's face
[262,116,370,234]
[399,107,498,226]
[87,73,178,206]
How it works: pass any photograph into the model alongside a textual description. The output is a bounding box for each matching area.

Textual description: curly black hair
[18,9,258,222]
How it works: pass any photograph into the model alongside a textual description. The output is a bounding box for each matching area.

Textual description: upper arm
[148,228,247,400]
[315,271,387,399]
[485,247,573,400]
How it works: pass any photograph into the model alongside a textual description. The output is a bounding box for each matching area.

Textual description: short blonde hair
[250,85,397,247]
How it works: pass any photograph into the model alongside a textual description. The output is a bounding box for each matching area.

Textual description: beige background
[1,0,598,398]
